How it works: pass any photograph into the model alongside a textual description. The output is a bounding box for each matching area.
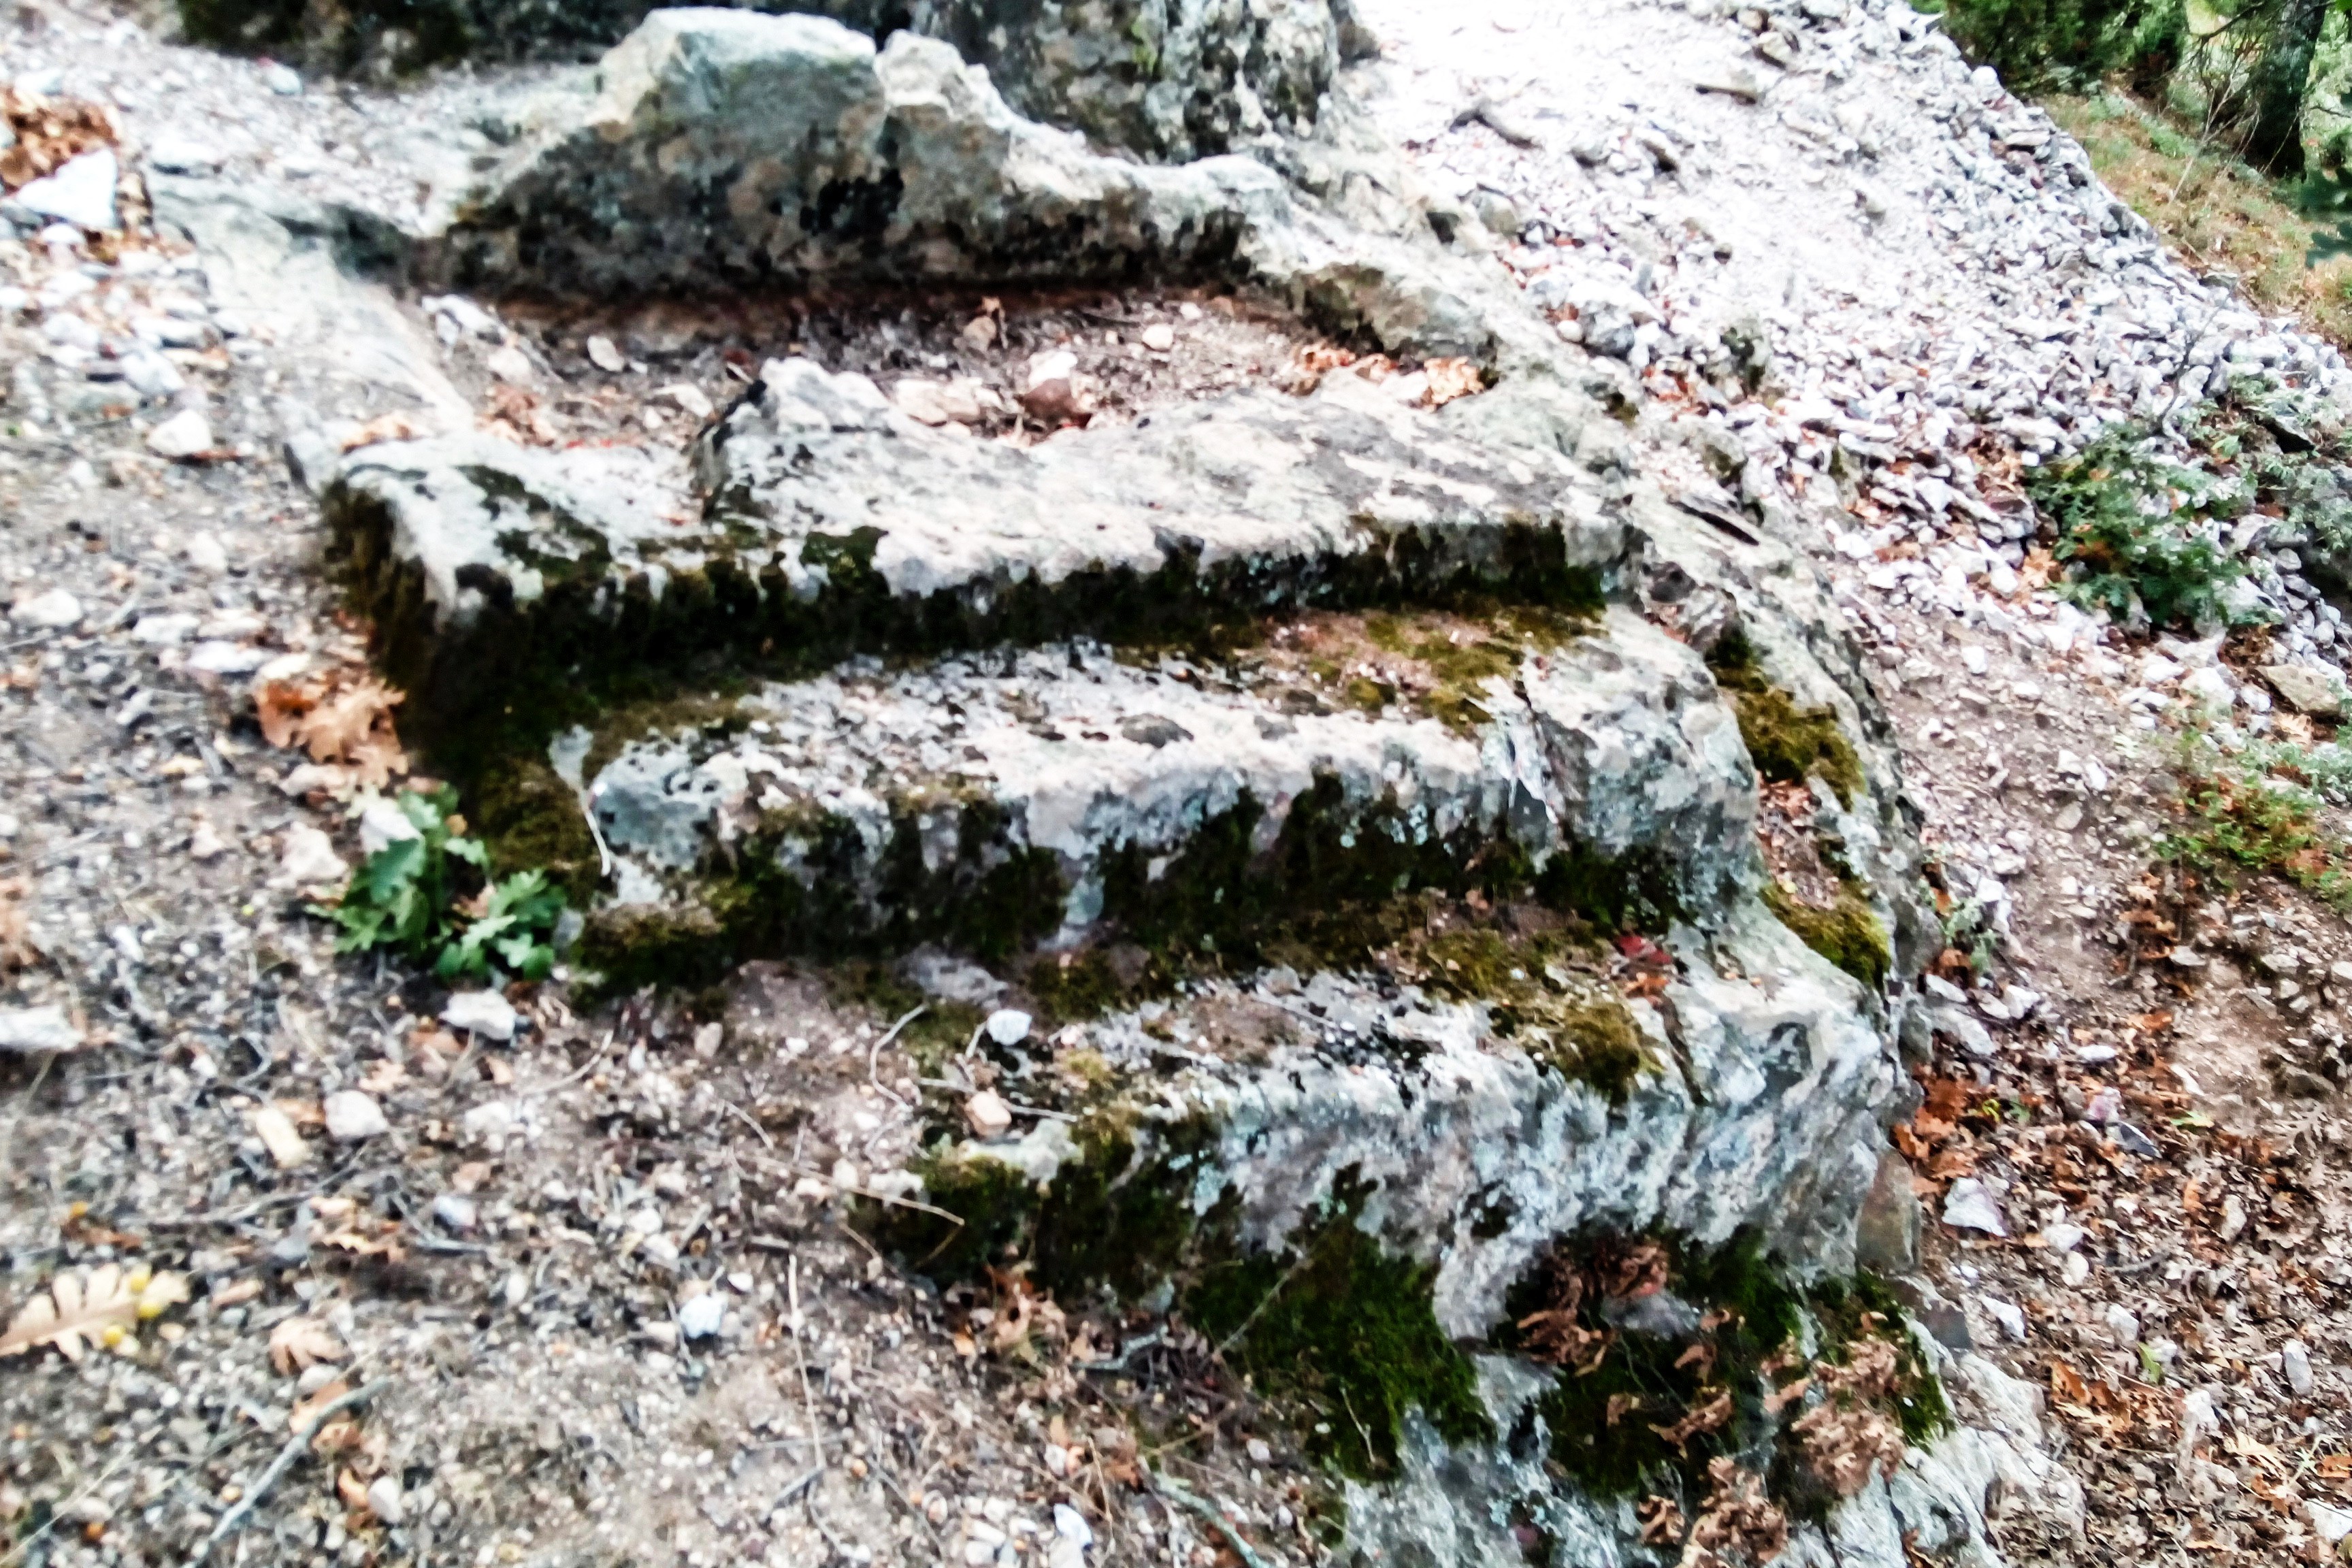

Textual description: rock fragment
[323,1091,389,1141]
[1942,1177,2008,1236]
[9,588,82,629]
[442,990,519,1041]
[0,1004,82,1054]
[145,409,215,460]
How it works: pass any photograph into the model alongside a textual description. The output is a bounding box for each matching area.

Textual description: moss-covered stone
[1708,631,1865,809]
[867,1108,1219,1299]
[1411,926,1654,1104]
[1500,1232,1947,1520]
[1763,881,1892,992]
[471,755,600,904]
[1183,1179,1494,1482]
[575,792,1070,991]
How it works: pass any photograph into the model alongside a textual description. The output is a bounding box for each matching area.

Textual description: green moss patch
[575,792,1069,992]
[1252,605,1594,736]
[1763,881,1892,992]
[1408,926,1655,1104]
[471,755,601,904]
[866,1109,1219,1300]
[1708,632,1864,808]
[1100,774,1681,988]
[1183,1179,1493,1482]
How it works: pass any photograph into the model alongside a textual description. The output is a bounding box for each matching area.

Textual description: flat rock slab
[429,13,1297,296]
[566,617,1760,981]
[326,361,1629,742]
[2264,662,2348,718]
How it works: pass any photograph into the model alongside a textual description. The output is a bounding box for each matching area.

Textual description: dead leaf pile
[1515,1236,1669,1373]
[0,1264,189,1361]
[257,667,409,792]
[0,86,116,191]
[1678,1457,1788,1568]
[480,385,564,446]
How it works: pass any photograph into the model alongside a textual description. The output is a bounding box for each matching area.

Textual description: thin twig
[867,1005,924,1111]
[715,1098,777,1149]
[1152,1474,1269,1568]
[1213,1243,1323,1356]
[189,1378,390,1565]
[788,1255,824,1471]
[751,1156,965,1226]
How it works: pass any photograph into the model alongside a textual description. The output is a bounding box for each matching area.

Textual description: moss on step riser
[1764,881,1893,992]
[1705,631,1865,809]
[871,1146,1490,1484]
[575,795,1066,992]
[574,760,1690,997]
[327,484,1611,777]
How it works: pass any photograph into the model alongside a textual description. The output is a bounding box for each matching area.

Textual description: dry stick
[0,1444,137,1568]
[188,1378,390,1566]
[752,1155,967,1226]
[0,1049,57,1181]
[788,1254,824,1471]
[868,1004,925,1111]
[715,1097,777,1149]
[1152,1474,1269,1568]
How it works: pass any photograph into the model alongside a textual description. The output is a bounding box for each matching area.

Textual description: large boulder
[184,0,1369,163]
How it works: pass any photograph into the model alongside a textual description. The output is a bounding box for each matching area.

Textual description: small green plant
[316,787,566,981]
[2029,425,2247,630]
[2158,740,2352,906]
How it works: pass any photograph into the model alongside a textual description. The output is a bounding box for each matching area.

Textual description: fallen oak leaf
[269,1315,348,1375]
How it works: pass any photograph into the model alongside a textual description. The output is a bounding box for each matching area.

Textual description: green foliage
[1184,1181,1492,1481]
[2029,425,2247,630]
[316,787,565,982]
[2158,740,2352,904]
[2239,737,2352,801]
[1935,0,2184,91]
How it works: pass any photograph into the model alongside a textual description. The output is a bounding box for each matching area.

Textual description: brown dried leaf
[1649,1390,1734,1453]
[269,1315,348,1375]
[1637,1494,1686,1547]
[1422,357,1484,408]
[339,412,428,452]
[293,1379,353,1431]
[0,876,37,973]
[1792,1401,1905,1498]
[255,670,408,788]
[1681,1458,1787,1568]
[0,1264,189,1360]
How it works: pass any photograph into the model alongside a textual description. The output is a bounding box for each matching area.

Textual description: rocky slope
[4,0,2351,1566]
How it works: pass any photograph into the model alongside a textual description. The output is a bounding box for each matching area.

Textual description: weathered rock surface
[568,618,1759,971]
[429,13,1294,295]
[325,355,1630,738]
[186,0,1362,165]
[409,9,1507,358]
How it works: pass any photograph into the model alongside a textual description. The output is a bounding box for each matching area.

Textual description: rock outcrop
[266,5,2055,1564]
[187,0,1365,165]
